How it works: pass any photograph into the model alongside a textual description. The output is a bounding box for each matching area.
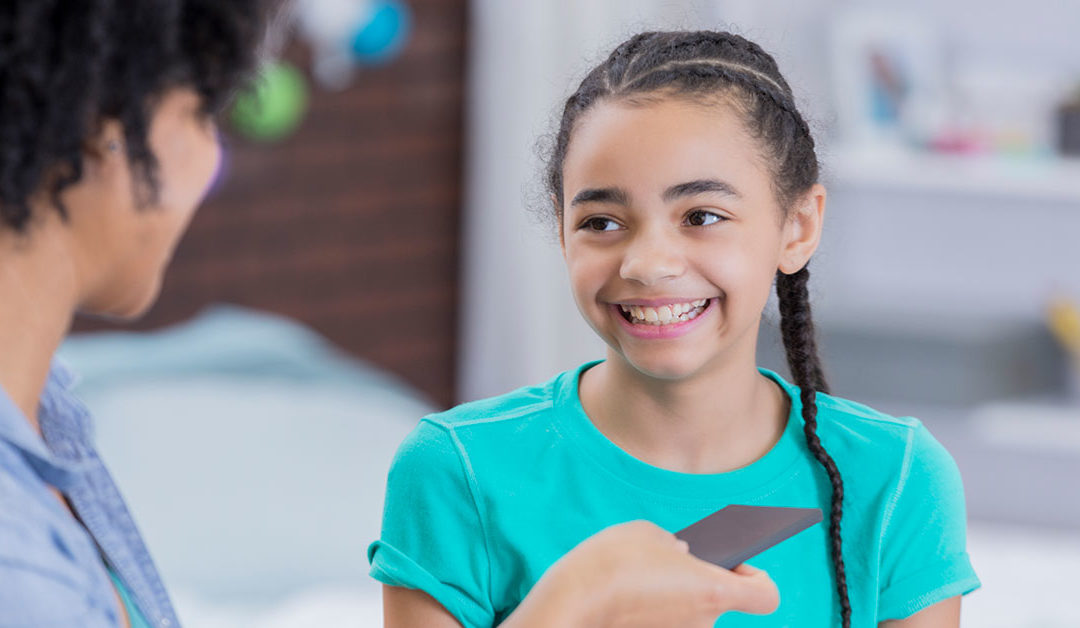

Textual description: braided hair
[544,31,851,627]
[0,0,279,233]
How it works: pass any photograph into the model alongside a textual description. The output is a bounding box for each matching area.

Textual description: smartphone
[674,504,823,570]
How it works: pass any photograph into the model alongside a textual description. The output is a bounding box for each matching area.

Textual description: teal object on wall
[350,0,411,64]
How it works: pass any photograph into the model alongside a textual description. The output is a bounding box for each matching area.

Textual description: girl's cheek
[580,253,618,289]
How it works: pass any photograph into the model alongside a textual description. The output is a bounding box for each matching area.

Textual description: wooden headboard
[75,0,467,407]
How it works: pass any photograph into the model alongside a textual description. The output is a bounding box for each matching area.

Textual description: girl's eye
[581,217,621,232]
[685,209,725,227]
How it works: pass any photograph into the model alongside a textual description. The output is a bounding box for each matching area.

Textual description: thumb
[697,560,780,616]
[732,563,766,576]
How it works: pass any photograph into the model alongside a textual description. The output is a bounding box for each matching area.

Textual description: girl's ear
[778,183,826,274]
[82,119,126,175]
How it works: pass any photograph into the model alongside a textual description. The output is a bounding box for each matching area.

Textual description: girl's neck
[579,339,789,475]
[0,215,80,431]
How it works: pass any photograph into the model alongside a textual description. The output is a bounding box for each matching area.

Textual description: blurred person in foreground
[0,2,282,626]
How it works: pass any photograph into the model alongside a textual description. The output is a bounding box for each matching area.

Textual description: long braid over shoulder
[777,266,852,627]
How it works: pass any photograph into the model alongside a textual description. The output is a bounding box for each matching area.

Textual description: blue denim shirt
[0,360,179,627]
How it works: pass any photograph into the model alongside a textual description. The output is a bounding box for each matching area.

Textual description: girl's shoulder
[810,390,961,491]
[814,390,927,440]
[387,369,580,492]
[815,391,923,434]
[425,361,598,432]
[395,364,597,478]
[426,375,562,431]
[765,367,938,462]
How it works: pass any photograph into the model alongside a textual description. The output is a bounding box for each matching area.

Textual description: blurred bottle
[1048,297,1080,402]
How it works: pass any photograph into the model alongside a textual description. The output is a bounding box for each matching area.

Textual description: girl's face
[70,88,222,319]
[560,96,823,381]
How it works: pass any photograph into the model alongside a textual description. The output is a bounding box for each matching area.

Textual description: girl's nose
[619,229,686,285]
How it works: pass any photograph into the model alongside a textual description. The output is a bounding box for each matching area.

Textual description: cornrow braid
[777,266,851,627]
[543,30,851,627]
[624,59,787,95]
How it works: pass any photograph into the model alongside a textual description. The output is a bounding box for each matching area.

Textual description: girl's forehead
[563,97,772,199]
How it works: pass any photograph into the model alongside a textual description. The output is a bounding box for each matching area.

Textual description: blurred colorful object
[230,62,309,142]
[1048,297,1080,361]
[1058,85,1080,156]
[296,0,412,89]
[867,48,909,126]
[351,0,411,64]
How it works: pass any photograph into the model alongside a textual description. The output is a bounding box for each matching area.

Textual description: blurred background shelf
[826,145,1080,203]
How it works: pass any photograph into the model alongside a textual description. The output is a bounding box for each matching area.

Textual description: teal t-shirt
[368,362,981,627]
[108,568,152,628]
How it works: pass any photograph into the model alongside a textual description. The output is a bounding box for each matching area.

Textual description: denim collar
[0,359,92,490]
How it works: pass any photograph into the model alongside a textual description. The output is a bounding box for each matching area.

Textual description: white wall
[459,0,715,401]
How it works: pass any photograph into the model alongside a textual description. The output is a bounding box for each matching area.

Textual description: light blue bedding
[60,304,428,400]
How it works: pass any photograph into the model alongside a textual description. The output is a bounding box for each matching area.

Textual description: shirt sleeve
[367,418,495,628]
[876,421,981,620]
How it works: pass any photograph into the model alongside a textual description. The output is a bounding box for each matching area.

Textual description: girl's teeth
[619,300,710,326]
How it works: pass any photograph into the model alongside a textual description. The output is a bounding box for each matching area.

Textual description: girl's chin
[614,349,711,382]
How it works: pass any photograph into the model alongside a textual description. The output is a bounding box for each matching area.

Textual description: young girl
[370,30,981,627]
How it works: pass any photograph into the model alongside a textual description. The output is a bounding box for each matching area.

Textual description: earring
[106,140,120,153]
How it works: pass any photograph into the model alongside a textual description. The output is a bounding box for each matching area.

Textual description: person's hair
[0,0,281,232]
[544,31,851,627]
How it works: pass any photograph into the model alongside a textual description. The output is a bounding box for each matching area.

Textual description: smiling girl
[371,30,981,628]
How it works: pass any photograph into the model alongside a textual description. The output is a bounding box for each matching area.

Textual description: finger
[723,567,780,615]
[693,561,780,616]
[624,519,670,539]
[732,563,764,576]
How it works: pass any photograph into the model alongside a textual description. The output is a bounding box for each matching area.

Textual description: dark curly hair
[545,31,851,627]
[0,0,282,232]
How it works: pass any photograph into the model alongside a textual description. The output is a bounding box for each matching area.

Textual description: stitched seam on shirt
[884,577,979,620]
[879,551,973,598]
[879,426,916,558]
[816,396,918,427]
[431,420,496,613]
[878,553,979,619]
[439,400,555,428]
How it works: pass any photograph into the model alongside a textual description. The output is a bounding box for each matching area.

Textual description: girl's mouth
[617,299,711,325]
[610,298,716,339]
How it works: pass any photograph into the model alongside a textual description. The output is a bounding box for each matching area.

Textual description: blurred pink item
[927,129,985,155]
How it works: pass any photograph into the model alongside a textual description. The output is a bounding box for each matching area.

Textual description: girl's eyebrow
[662,178,742,201]
[570,179,741,208]
[570,187,630,207]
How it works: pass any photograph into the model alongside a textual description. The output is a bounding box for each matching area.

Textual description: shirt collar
[0,359,92,489]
